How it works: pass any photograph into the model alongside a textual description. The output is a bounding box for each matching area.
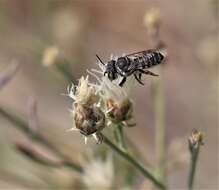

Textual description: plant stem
[103,134,166,190]
[188,146,200,189]
[55,61,77,85]
[0,106,83,173]
[152,73,166,183]
[113,123,127,151]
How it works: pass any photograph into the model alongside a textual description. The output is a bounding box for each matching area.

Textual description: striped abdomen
[140,51,165,69]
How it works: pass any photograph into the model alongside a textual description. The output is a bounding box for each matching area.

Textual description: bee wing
[125,49,155,57]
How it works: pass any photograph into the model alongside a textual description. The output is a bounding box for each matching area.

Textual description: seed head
[106,98,134,126]
[188,129,204,150]
[68,76,105,144]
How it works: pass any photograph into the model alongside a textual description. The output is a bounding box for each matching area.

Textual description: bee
[96,49,165,86]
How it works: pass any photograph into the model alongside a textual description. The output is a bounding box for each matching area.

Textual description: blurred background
[0,0,218,189]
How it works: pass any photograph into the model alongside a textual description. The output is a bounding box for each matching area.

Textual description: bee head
[95,54,118,81]
[104,60,117,81]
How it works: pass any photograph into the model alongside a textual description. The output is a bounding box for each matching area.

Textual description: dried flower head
[106,98,134,127]
[73,104,105,143]
[68,76,98,106]
[42,46,60,67]
[69,105,105,144]
[68,56,135,143]
[188,129,204,150]
[144,8,161,31]
[68,76,105,144]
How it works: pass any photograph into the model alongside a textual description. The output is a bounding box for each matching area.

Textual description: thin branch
[103,134,166,190]
[152,76,166,183]
[0,106,83,173]
[113,123,127,152]
[0,61,20,90]
[188,147,200,190]
[144,8,167,184]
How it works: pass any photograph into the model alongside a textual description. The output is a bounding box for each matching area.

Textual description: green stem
[152,72,166,183]
[0,106,83,173]
[188,146,200,190]
[55,60,77,85]
[113,123,127,151]
[103,134,166,190]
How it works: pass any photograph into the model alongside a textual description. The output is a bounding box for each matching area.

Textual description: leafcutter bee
[96,49,165,86]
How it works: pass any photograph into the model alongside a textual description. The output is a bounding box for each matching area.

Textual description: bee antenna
[96,54,105,65]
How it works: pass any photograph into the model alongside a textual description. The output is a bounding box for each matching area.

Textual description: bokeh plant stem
[103,134,166,190]
[152,73,166,183]
[55,61,77,85]
[188,129,203,190]
[0,106,83,173]
[144,8,167,184]
[188,147,200,190]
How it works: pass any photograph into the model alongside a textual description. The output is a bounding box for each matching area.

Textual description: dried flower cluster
[68,61,134,144]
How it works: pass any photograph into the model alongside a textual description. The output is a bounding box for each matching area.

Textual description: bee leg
[138,73,142,81]
[139,69,159,76]
[119,76,126,87]
[134,73,144,85]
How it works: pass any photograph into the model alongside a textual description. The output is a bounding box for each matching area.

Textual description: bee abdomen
[143,51,165,68]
